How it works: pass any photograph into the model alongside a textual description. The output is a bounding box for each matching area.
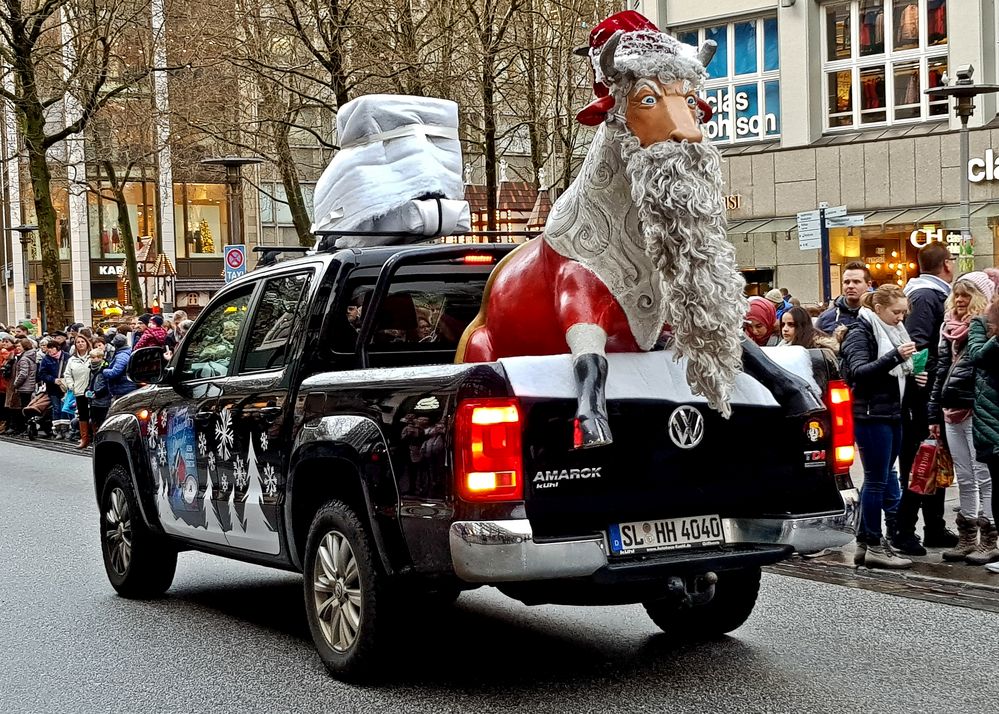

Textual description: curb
[0,434,92,457]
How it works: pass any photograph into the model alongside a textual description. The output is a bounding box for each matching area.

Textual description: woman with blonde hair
[929,272,998,562]
[841,284,928,569]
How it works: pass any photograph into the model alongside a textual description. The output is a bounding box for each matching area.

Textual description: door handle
[259,406,282,421]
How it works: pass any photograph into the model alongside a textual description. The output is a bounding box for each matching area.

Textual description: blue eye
[641,95,656,106]
[686,95,697,107]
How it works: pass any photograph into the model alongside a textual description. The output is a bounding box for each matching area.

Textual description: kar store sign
[701,88,778,140]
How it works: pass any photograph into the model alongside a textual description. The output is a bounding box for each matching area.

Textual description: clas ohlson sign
[701,86,780,142]
[968,149,999,182]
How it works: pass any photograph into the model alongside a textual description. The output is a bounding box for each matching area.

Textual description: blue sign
[223,245,246,283]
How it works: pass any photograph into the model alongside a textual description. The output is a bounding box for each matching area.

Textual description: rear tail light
[461,254,495,265]
[826,380,855,474]
[455,398,523,501]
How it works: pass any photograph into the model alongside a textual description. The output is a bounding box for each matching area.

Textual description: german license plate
[608,515,724,555]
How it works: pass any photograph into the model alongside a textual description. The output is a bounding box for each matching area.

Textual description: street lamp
[925,65,999,274]
[4,224,37,322]
[200,157,264,247]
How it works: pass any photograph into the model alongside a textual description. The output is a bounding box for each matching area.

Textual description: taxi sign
[224,245,246,283]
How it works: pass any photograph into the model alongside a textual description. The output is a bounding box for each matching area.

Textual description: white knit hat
[957,269,999,302]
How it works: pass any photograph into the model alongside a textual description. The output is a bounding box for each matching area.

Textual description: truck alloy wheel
[105,487,132,576]
[99,465,177,598]
[304,500,391,680]
[312,530,363,652]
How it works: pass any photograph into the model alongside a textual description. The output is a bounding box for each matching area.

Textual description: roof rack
[312,229,539,253]
[251,245,312,269]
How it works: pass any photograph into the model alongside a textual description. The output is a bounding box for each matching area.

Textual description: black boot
[573,353,612,449]
[740,337,824,417]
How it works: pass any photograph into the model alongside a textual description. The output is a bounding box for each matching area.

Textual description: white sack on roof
[311,94,468,246]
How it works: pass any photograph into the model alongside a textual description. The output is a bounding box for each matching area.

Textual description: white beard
[619,133,748,418]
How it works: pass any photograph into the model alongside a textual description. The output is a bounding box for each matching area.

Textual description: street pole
[200,157,263,247]
[5,224,37,323]
[819,203,832,305]
[925,66,999,275]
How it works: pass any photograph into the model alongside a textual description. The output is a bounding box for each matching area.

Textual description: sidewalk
[775,457,999,606]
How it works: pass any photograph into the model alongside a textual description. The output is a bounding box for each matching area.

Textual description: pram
[22,391,52,441]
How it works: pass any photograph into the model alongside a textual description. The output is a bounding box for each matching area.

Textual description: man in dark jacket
[817,261,871,333]
[895,242,957,554]
[102,334,137,399]
[38,341,71,439]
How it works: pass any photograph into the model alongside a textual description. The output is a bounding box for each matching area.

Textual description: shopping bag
[909,438,938,495]
[61,390,76,414]
[934,441,956,489]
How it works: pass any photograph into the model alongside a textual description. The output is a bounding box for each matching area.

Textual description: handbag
[909,438,938,495]
[61,390,76,414]
[934,441,955,489]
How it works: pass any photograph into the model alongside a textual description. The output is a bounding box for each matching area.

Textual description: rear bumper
[449,487,859,583]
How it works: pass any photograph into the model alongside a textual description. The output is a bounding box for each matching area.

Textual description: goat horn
[599,30,622,84]
[697,40,717,69]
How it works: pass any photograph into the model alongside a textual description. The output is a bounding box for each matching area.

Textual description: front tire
[304,500,392,681]
[99,465,177,598]
[643,567,762,639]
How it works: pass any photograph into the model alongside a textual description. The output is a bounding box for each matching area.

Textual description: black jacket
[927,329,975,424]
[840,318,906,420]
[816,296,863,334]
[903,280,948,390]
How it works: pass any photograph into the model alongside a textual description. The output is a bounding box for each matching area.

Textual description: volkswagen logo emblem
[668,405,705,449]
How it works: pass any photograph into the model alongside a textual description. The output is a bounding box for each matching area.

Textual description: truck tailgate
[499,350,844,540]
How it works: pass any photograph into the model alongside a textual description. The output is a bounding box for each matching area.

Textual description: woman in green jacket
[965,302,999,571]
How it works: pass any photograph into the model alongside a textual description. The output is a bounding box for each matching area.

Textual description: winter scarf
[859,306,913,400]
[744,296,777,346]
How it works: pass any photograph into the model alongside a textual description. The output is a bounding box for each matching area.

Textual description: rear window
[335,273,487,365]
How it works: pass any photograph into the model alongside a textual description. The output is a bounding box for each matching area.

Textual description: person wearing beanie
[744,296,778,346]
[102,333,137,399]
[765,288,792,320]
[134,313,167,351]
[931,271,999,564]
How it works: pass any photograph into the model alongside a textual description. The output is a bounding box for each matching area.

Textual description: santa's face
[625,79,702,147]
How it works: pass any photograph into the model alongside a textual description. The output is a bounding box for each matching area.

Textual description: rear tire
[99,464,177,598]
[643,567,762,639]
[303,500,393,681]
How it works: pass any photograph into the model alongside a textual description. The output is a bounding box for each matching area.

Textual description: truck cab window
[240,272,313,372]
[177,287,253,380]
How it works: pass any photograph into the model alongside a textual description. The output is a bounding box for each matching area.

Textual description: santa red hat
[575,11,714,127]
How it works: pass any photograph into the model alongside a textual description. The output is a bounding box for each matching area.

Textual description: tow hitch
[666,572,718,607]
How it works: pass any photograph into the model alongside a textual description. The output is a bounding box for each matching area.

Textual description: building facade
[639,0,999,302]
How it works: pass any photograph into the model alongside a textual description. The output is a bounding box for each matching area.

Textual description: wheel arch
[286,416,407,575]
[93,417,159,531]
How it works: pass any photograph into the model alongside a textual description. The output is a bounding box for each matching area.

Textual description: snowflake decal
[207,452,216,473]
[259,431,269,452]
[149,411,159,440]
[215,408,234,461]
[197,431,207,457]
[157,442,167,466]
[233,457,248,489]
[262,463,278,497]
[219,471,229,492]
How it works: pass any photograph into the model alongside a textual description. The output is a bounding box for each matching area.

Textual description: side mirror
[127,346,166,385]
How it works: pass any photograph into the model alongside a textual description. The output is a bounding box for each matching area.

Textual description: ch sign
[910,227,961,254]
[968,149,999,182]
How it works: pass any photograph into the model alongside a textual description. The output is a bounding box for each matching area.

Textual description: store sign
[96,264,124,277]
[724,194,743,210]
[910,227,961,255]
[702,89,778,140]
[968,149,999,182]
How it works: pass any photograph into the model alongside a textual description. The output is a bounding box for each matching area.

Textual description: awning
[175,278,225,292]
[884,206,937,225]
[754,217,799,233]
[726,219,772,234]
[860,209,907,227]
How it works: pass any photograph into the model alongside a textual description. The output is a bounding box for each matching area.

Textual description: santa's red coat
[459,238,641,362]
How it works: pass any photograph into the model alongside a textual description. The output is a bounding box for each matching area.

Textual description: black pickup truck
[94,242,859,680]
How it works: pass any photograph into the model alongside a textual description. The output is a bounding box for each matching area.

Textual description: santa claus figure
[457,11,821,448]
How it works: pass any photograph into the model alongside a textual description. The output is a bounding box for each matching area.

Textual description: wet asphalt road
[2,439,998,714]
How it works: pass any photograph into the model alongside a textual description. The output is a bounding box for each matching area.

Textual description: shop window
[174,183,226,258]
[822,0,947,131]
[88,181,156,260]
[672,15,781,144]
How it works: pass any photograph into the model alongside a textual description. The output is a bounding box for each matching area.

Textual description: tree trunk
[103,162,145,311]
[274,121,312,246]
[482,54,498,235]
[24,126,65,331]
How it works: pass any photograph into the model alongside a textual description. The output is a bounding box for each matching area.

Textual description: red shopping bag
[909,438,938,495]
